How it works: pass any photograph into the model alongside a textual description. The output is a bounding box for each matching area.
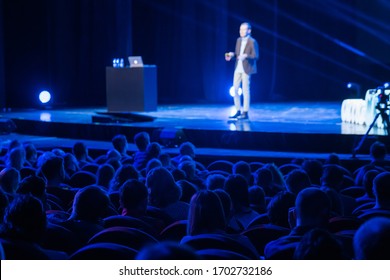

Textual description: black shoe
[229,110,241,118]
[237,111,249,120]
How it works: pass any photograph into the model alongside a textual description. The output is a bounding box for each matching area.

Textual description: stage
[0,102,388,167]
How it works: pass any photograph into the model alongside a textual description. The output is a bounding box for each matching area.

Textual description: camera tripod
[352,104,390,158]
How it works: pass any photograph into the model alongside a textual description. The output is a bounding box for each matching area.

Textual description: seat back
[88,226,158,251]
[241,224,290,256]
[181,233,259,259]
[70,242,138,260]
[159,220,188,241]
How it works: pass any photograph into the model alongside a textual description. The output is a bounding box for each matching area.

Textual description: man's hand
[225,52,235,61]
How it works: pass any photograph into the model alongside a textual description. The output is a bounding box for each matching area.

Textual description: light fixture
[39,90,51,104]
[229,86,242,97]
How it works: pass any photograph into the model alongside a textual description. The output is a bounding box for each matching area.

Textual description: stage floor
[0,102,387,164]
[1,102,385,135]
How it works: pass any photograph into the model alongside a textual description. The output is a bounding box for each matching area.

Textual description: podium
[106,66,157,112]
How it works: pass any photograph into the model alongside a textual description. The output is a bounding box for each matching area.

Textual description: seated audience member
[39,156,75,209]
[0,167,20,199]
[320,165,356,216]
[358,172,390,220]
[301,159,323,186]
[172,142,196,166]
[324,153,340,165]
[181,190,258,258]
[354,141,389,185]
[132,132,150,171]
[108,164,139,193]
[253,167,277,197]
[119,179,165,233]
[233,161,252,185]
[63,153,79,177]
[353,217,390,259]
[285,169,311,195]
[146,142,162,161]
[264,187,331,259]
[0,188,9,221]
[171,168,187,182]
[96,164,115,190]
[146,167,189,222]
[356,169,379,205]
[158,153,174,170]
[6,147,26,171]
[61,186,111,245]
[267,191,296,229]
[136,241,199,260]
[111,134,132,162]
[144,158,162,177]
[178,160,205,190]
[248,185,266,214]
[72,141,93,168]
[0,194,67,259]
[293,228,348,260]
[23,142,38,168]
[206,173,226,190]
[224,174,259,232]
[16,175,48,210]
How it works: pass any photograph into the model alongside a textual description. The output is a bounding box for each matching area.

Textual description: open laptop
[128,56,144,67]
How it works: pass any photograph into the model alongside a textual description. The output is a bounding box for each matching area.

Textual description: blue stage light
[39,91,51,104]
[229,86,242,97]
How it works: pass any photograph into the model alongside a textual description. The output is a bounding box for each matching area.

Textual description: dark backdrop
[1,0,390,108]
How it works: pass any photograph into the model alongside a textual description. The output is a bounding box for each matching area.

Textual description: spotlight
[39,90,51,104]
[229,86,242,97]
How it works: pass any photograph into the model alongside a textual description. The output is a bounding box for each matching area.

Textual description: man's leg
[233,71,242,112]
[242,72,251,113]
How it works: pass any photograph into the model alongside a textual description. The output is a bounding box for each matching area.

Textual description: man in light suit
[225,22,259,120]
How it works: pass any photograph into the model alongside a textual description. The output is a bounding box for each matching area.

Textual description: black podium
[106,66,157,112]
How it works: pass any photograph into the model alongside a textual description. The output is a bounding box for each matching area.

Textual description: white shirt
[235,37,248,74]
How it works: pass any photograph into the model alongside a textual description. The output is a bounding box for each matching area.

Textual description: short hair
[73,141,88,159]
[233,161,251,183]
[40,156,64,181]
[370,141,387,160]
[373,172,390,202]
[224,174,249,208]
[295,187,330,225]
[134,132,150,151]
[119,179,148,210]
[179,142,196,158]
[112,134,128,154]
[206,173,226,190]
[267,191,296,228]
[354,217,390,259]
[17,175,46,200]
[285,169,311,195]
[241,22,252,30]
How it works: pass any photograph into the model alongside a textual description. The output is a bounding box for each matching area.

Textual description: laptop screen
[128,56,144,67]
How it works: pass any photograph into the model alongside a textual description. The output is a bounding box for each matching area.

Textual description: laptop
[128,56,144,67]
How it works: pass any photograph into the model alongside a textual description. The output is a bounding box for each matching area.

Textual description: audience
[1,133,390,260]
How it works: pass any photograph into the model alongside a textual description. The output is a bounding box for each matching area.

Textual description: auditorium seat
[241,224,290,256]
[88,226,158,251]
[69,242,138,260]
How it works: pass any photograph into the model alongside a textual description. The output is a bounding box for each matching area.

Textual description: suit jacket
[235,36,259,75]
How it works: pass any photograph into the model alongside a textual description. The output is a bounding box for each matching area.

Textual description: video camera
[376,86,390,109]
